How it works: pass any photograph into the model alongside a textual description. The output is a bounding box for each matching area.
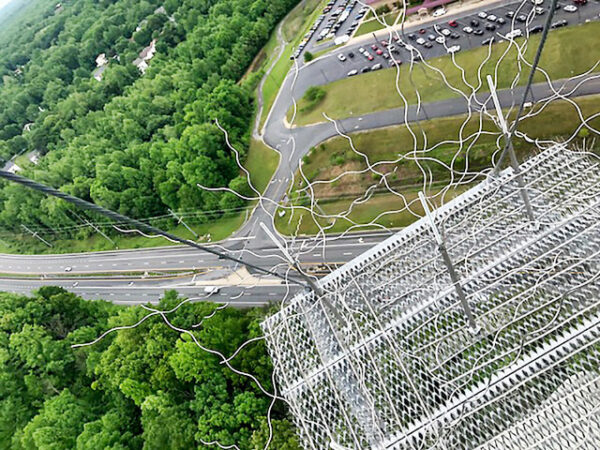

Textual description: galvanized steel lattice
[262,144,600,449]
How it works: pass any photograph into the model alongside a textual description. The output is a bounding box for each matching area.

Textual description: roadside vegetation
[0,139,279,255]
[289,21,600,125]
[0,288,300,449]
[276,95,600,235]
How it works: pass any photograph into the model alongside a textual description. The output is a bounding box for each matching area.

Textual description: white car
[487,14,497,21]
[388,44,397,52]
[531,0,544,4]
[64,266,72,272]
[347,69,358,76]
[435,36,446,44]
[462,26,473,33]
[563,4,577,12]
[441,28,451,36]
[478,11,488,19]
[416,37,426,45]
[505,29,523,39]
[204,286,220,295]
[358,47,366,54]
[371,63,382,70]
[432,7,446,17]
[447,45,461,53]
[535,7,545,14]
[337,53,347,61]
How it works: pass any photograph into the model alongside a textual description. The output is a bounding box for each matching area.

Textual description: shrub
[303,51,314,62]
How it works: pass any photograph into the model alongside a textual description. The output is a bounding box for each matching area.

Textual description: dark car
[450,32,460,39]
[485,23,496,31]
[496,17,506,24]
[474,29,484,35]
[361,66,371,73]
[348,51,355,58]
[424,41,433,48]
[408,33,416,40]
[516,14,527,22]
[551,19,568,28]
[530,25,543,33]
[506,11,515,18]
[470,19,480,27]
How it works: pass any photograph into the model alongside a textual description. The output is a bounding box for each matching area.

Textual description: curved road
[2,0,600,304]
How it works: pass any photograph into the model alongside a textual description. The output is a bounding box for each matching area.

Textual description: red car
[418,28,426,34]
[448,20,458,27]
[371,44,378,50]
[367,54,374,61]
[381,40,389,46]
[375,49,383,55]
[573,0,587,4]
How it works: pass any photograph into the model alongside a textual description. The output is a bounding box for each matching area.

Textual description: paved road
[2,0,600,305]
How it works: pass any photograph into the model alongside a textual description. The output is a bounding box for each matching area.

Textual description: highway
[2,0,600,305]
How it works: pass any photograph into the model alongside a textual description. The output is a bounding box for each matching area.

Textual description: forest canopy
[0,0,298,236]
[0,289,300,449]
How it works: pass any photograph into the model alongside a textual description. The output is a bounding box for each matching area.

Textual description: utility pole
[486,75,535,221]
[169,209,198,238]
[71,211,117,247]
[21,224,52,247]
[418,192,478,331]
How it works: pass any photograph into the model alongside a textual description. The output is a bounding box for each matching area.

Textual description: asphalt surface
[2,0,600,305]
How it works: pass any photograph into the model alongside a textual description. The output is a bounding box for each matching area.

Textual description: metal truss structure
[262,144,600,449]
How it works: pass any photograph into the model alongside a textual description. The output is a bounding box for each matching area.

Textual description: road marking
[343,252,353,256]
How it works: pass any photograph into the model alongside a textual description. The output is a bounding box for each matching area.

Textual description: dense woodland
[0,289,300,449]
[0,0,298,235]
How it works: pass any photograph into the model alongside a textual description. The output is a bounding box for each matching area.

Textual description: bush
[303,51,314,62]
[300,86,326,113]
[375,4,391,15]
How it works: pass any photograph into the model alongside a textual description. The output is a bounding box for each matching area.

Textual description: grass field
[276,94,600,235]
[0,139,280,255]
[289,21,600,126]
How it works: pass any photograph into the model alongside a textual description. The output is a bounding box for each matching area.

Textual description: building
[4,161,21,173]
[263,144,600,449]
[95,53,109,67]
[133,39,157,74]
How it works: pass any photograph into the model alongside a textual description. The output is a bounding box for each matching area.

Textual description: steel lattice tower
[262,144,600,449]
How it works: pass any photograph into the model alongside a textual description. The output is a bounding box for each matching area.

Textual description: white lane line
[343,252,353,256]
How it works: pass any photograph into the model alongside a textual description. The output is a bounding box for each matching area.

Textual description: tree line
[0,0,299,238]
[0,288,300,449]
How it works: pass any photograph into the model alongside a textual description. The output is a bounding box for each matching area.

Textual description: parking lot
[319,0,600,79]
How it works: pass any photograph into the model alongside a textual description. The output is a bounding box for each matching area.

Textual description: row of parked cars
[316,0,362,42]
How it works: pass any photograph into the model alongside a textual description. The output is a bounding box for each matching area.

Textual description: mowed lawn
[290,21,600,125]
[276,94,600,235]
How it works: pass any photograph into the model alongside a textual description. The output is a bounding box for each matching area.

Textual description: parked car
[534,7,546,14]
[485,23,496,31]
[358,47,366,53]
[531,0,544,4]
[416,37,426,45]
[505,28,523,38]
[551,19,568,27]
[440,28,451,36]
[337,53,347,61]
[450,32,460,39]
[367,54,374,61]
[471,19,480,27]
[371,44,378,50]
[435,36,446,44]
[348,51,355,58]
[447,45,461,53]
[408,33,416,40]
[478,11,488,18]
[530,24,544,33]
[463,26,473,33]
[347,69,358,76]
[487,14,497,21]
[473,29,484,35]
[516,14,527,22]
[423,41,433,48]
[432,7,446,17]
[448,20,458,27]
[371,63,382,70]
[506,11,515,18]
[428,33,436,40]
[361,66,371,73]
[563,4,578,11]
[419,28,427,33]
[496,17,506,24]
[376,49,383,55]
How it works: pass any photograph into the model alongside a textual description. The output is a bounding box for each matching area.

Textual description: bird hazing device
[262,144,600,449]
